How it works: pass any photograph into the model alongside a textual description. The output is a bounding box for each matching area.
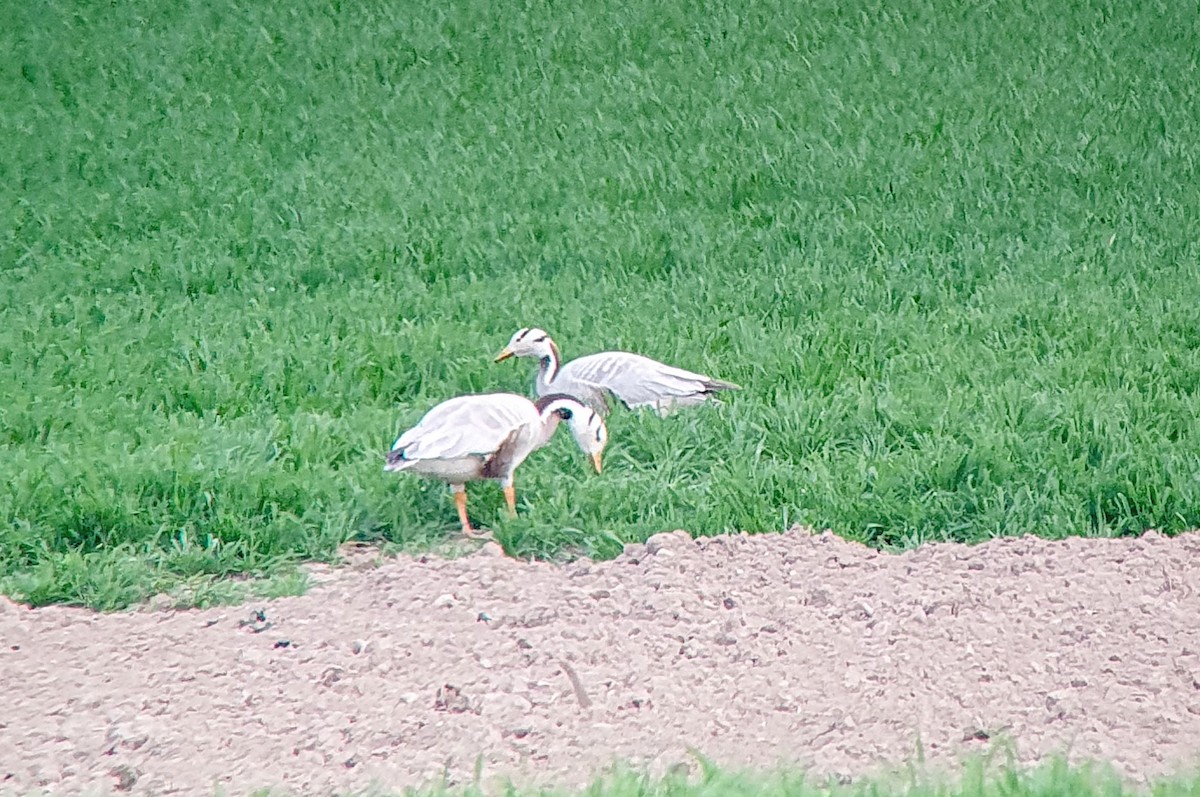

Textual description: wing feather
[559,352,737,410]
[392,394,535,461]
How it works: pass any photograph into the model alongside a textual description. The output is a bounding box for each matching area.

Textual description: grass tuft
[301,756,1200,797]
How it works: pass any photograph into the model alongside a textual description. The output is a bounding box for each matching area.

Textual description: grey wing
[392,394,533,460]
[542,370,618,415]
[561,352,739,413]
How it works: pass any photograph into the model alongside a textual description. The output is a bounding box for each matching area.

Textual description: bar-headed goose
[385,392,607,538]
[494,328,739,416]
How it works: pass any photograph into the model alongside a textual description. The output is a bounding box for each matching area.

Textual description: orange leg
[453,489,473,535]
[453,488,493,540]
[503,484,517,518]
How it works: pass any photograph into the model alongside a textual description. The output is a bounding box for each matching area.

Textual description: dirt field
[3,527,1200,797]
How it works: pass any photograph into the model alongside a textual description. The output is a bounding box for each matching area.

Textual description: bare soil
[3,528,1200,797]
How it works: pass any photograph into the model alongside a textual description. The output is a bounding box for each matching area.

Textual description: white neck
[535,340,562,393]
[534,395,580,446]
[536,412,564,446]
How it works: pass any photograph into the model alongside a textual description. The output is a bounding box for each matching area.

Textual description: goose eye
[556,408,573,420]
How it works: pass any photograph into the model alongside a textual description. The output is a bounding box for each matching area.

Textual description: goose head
[494,327,556,363]
[536,394,608,474]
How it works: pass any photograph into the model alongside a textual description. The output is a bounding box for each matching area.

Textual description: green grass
[247,756,1200,797]
[2,0,1200,608]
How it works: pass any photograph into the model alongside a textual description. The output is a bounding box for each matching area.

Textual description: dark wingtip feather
[704,378,741,393]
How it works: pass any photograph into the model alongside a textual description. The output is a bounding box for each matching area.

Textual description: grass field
[3,0,1200,608]
[265,757,1200,797]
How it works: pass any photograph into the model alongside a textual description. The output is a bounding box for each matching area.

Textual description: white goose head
[494,327,558,363]
[535,393,608,473]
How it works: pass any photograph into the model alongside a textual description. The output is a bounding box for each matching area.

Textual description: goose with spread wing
[494,328,740,416]
[385,392,607,538]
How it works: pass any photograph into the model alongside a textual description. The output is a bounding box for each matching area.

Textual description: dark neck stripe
[534,393,579,413]
[544,339,562,381]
